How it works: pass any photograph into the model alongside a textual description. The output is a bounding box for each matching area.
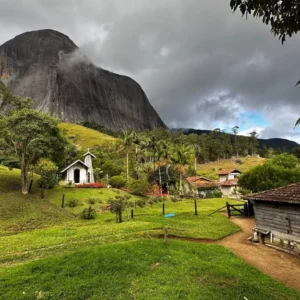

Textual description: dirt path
[219,217,300,292]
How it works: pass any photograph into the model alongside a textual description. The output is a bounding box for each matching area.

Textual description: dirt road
[219,217,300,292]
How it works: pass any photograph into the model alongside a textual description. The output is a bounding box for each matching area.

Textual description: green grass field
[1,165,299,299]
[1,239,299,300]
[58,123,117,150]
[197,157,265,179]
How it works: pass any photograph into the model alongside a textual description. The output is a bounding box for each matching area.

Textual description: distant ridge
[172,128,299,152]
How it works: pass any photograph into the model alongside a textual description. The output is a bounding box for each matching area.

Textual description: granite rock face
[0,29,166,131]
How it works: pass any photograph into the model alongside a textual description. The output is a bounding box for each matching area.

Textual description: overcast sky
[1,0,300,141]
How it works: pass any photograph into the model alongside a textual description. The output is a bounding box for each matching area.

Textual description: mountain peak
[0,30,166,131]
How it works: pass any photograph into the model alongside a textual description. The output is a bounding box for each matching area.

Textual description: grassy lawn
[58,123,117,150]
[2,166,299,298]
[197,157,265,179]
[1,239,299,300]
[0,166,240,266]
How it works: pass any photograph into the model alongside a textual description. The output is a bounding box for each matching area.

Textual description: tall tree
[171,144,192,195]
[249,131,259,156]
[232,126,240,159]
[0,109,66,194]
[121,130,134,183]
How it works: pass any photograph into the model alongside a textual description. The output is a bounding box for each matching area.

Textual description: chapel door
[74,169,80,183]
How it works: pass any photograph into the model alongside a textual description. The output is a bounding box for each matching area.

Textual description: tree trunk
[126,152,129,184]
[135,147,139,179]
[166,165,170,195]
[158,166,162,194]
[179,173,182,195]
[21,153,28,194]
[194,157,197,171]
[119,211,123,223]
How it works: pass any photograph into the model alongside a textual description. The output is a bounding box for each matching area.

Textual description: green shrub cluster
[80,206,96,219]
[110,176,126,188]
[67,199,81,207]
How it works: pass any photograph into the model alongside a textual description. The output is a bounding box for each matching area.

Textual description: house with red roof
[185,176,218,197]
[217,169,241,197]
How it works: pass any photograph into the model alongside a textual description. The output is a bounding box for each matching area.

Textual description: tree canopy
[0,108,66,194]
[230,0,300,43]
[239,154,300,192]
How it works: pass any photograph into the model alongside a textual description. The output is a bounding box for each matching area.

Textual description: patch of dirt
[219,217,300,292]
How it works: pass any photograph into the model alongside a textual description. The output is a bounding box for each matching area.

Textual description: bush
[76,183,104,188]
[128,179,150,196]
[206,190,222,198]
[67,199,81,207]
[110,176,126,188]
[36,158,58,189]
[86,198,103,204]
[112,188,121,194]
[170,195,181,202]
[101,160,123,177]
[136,199,146,208]
[80,206,96,219]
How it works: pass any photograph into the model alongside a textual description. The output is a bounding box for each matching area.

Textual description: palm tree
[171,144,192,195]
[147,136,158,170]
[232,126,239,160]
[121,130,134,183]
[160,141,172,194]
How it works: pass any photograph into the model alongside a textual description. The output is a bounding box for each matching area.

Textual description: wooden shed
[244,183,300,255]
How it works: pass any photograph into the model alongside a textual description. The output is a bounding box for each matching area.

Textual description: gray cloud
[1,0,300,141]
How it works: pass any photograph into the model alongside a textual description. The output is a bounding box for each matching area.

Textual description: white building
[61,149,96,184]
[218,169,241,197]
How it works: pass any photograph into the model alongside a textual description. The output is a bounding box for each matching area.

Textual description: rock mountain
[0,29,166,131]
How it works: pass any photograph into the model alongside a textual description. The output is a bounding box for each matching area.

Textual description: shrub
[112,188,121,194]
[136,199,146,208]
[80,206,96,219]
[128,179,150,196]
[67,199,81,207]
[36,158,58,189]
[86,198,103,204]
[206,190,223,198]
[108,195,132,223]
[170,195,181,202]
[76,183,104,188]
[110,176,126,188]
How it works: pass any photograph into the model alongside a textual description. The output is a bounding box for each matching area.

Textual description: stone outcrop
[0,29,166,131]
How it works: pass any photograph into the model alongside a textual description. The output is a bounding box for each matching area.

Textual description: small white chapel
[61,149,96,184]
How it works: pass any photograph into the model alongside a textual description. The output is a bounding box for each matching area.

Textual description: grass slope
[197,157,265,179]
[0,166,239,266]
[58,123,116,150]
[1,239,299,300]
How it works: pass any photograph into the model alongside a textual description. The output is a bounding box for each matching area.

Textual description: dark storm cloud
[1,0,300,141]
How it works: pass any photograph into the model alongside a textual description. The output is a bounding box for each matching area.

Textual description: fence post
[162,203,165,216]
[194,199,198,215]
[164,226,168,245]
[131,209,134,219]
[226,202,231,218]
[61,194,65,208]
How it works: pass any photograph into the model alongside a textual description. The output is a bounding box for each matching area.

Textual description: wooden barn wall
[254,202,300,238]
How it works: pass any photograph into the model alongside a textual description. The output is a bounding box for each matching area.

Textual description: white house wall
[65,163,88,184]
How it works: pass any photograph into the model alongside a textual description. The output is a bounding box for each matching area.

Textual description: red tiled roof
[220,178,239,187]
[218,169,241,175]
[243,182,300,204]
[186,176,218,188]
